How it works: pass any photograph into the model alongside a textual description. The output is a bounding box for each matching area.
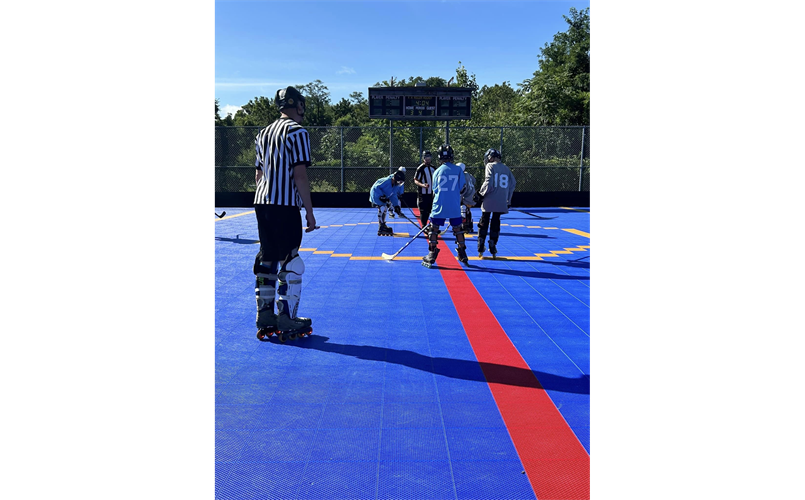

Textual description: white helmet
[456,162,466,171]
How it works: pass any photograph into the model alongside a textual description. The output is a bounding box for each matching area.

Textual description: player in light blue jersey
[422,144,469,267]
[369,167,406,236]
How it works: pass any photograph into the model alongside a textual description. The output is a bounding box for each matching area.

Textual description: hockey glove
[394,206,402,216]
[379,195,389,203]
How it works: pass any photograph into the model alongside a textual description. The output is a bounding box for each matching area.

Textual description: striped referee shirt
[253,117,312,206]
[414,162,435,196]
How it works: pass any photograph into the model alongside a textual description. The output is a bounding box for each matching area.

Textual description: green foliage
[517,7,590,125]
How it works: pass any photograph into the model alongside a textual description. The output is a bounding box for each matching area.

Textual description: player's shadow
[292,336,589,395]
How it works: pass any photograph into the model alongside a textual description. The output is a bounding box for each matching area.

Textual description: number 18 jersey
[479,161,516,213]
[430,161,466,220]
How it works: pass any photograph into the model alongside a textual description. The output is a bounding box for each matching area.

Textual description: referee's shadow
[289,336,589,395]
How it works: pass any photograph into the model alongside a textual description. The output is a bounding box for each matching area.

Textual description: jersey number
[494,173,509,188]
[438,175,460,191]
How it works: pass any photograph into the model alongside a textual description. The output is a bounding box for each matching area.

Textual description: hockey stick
[215,211,226,218]
[513,209,555,220]
[382,223,431,261]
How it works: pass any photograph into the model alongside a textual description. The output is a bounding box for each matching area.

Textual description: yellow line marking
[357,222,371,225]
[392,232,410,237]
[349,256,380,260]
[331,253,352,257]
[216,210,254,221]
[562,228,590,238]
[300,248,317,252]
[313,250,334,254]
[330,224,343,227]
[344,224,357,226]
[560,207,590,213]
[526,226,541,228]
[544,227,558,230]
[510,224,524,227]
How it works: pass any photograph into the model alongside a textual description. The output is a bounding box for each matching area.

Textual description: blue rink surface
[215,206,590,500]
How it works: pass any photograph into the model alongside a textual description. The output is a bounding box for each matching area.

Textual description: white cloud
[220,104,242,118]
[337,66,356,75]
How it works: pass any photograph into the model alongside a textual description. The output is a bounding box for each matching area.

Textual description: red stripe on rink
[433,236,590,499]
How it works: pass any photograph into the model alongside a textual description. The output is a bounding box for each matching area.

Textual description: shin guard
[277,251,305,319]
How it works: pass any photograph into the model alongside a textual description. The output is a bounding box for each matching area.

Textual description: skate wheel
[256,329,274,341]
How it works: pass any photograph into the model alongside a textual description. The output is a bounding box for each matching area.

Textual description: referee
[252,86,317,336]
[413,150,435,233]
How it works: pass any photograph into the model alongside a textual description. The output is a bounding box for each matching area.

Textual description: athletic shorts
[429,216,463,228]
[254,204,303,261]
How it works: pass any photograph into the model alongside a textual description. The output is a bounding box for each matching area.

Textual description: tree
[215,98,222,125]
[518,7,590,125]
[473,82,521,126]
[297,80,333,126]
[232,96,279,126]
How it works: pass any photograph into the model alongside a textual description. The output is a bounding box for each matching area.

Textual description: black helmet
[484,148,502,162]
[422,150,432,159]
[275,86,306,111]
[437,144,454,162]
[393,167,406,184]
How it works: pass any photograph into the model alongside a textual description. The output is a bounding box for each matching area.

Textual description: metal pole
[389,121,394,174]
[578,127,586,192]
[340,127,344,192]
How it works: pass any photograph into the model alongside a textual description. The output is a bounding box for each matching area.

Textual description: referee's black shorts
[254,204,303,262]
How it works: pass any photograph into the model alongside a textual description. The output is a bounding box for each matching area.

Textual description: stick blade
[381,252,396,261]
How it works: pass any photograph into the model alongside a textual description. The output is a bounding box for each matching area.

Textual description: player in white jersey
[476,148,516,258]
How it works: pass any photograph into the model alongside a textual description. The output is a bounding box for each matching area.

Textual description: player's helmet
[393,167,406,184]
[275,86,306,111]
[422,150,432,160]
[456,162,466,171]
[437,144,454,162]
[484,148,502,163]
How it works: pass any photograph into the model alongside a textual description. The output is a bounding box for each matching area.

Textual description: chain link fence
[216,125,589,193]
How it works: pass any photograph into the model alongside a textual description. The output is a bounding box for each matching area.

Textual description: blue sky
[215,0,591,117]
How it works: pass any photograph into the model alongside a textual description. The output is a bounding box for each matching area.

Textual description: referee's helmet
[275,86,306,111]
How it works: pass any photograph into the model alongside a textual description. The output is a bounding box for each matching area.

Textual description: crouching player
[369,167,406,236]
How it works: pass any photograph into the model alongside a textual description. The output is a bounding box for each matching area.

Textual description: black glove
[379,195,389,203]
[394,205,402,216]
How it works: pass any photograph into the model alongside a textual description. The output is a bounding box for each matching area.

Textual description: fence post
[578,127,586,192]
[389,122,394,174]
[340,127,344,192]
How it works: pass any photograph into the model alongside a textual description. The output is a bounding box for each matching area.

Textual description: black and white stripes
[254,117,312,206]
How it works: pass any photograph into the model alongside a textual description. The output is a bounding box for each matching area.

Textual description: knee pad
[279,253,305,279]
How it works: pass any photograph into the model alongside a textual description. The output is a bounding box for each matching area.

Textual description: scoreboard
[368,87,472,121]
